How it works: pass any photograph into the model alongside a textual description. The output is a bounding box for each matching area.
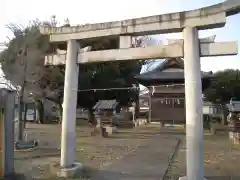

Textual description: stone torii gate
[40,0,240,179]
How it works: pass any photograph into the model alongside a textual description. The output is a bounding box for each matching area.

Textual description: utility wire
[71,83,185,92]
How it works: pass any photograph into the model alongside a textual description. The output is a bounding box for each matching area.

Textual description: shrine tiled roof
[135,58,213,81]
[135,70,212,81]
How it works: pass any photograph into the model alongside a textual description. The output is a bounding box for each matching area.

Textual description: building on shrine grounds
[135,58,213,125]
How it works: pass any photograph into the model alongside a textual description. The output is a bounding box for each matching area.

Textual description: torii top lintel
[39,0,240,42]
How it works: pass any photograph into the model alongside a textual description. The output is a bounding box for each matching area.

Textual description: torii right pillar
[183,27,204,180]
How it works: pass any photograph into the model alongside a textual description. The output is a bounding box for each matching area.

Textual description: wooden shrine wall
[150,93,185,123]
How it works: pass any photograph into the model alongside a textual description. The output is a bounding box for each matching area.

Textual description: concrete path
[92,134,180,180]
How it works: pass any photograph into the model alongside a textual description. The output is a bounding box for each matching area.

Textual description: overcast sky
[0,0,239,75]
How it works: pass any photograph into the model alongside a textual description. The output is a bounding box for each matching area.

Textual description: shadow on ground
[107,128,185,140]
[15,148,60,160]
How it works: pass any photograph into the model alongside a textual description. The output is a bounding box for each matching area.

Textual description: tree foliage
[0,20,64,126]
[77,61,141,108]
[0,21,64,102]
[204,69,240,104]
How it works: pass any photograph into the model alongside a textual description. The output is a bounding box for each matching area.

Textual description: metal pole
[183,27,204,180]
[4,90,15,177]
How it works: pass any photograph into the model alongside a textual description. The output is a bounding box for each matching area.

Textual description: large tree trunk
[17,87,24,141]
[36,100,44,124]
[33,106,37,122]
[18,47,28,141]
[23,103,28,128]
[135,84,140,119]
[222,106,228,125]
[44,96,62,124]
[87,108,96,125]
[58,103,63,124]
[220,105,225,125]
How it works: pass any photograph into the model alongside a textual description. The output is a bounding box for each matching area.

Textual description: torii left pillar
[59,39,82,177]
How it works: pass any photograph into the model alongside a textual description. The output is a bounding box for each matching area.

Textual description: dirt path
[92,134,180,180]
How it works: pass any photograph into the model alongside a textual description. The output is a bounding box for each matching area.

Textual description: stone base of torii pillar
[49,161,83,178]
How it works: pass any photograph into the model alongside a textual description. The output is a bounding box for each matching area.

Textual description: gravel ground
[14,123,162,179]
